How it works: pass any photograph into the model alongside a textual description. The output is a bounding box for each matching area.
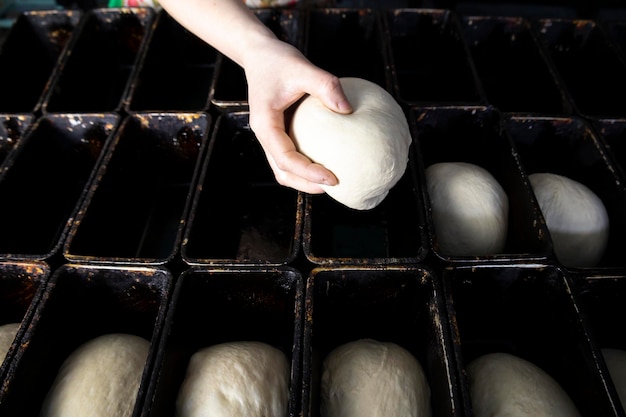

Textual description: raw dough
[320,338,431,417]
[0,322,19,363]
[176,341,290,417]
[289,77,412,210]
[467,352,581,417]
[425,162,508,256]
[601,348,626,407]
[40,333,150,417]
[529,172,609,267]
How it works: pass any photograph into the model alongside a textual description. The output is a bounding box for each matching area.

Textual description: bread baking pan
[383,8,484,106]
[301,143,427,265]
[125,10,218,113]
[442,264,621,417]
[0,113,34,167]
[0,113,119,263]
[0,10,81,114]
[40,7,155,114]
[182,112,302,266]
[303,8,391,90]
[140,266,304,417]
[410,105,552,264]
[533,18,626,118]
[0,261,50,388]
[459,15,573,114]
[573,273,626,415]
[302,266,463,417]
[592,117,626,180]
[603,20,626,59]
[64,112,210,266]
[211,8,303,111]
[504,114,626,272]
[0,263,172,417]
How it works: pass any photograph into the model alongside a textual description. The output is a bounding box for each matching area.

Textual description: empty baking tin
[534,18,626,118]
[182,112,302,266]
[443,264,619,417]
[383,8,484,106]
[592,118,626,182]
[303,8,391,89]
[125,10,218,112]
[40,7,155,114]
[0,113,119,263]
[460,15,573,114]
[0,10,81,114]
[302,266,462,417]
[0,263,172,417]
[141,267,304,417]
[411,105,552,263]
[64,112,210,265]
[505,115,626,271]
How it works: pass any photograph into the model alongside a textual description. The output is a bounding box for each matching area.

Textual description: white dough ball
[289,77,412,210]
[601,348,626,407]
[467,352,581,417]
[176,341,290,417]
[40,333,150,417]
[0,322,19,363]
[528,172,609,267]
[425,162,508,256]
[320,338,431,417]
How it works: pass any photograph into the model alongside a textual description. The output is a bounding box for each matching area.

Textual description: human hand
[242,37,353,194]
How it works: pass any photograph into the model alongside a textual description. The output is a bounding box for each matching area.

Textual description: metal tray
[64,112,210,266]
[0,113,119,263]
[182,112,302,266]
[411,105,553,264]
[383,8,484,106]
[0,263,172,417]
[302,266,462,417]
[40,7,155,114]
[141,266,304,417]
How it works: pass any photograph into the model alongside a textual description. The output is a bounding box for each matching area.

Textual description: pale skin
[158,0,354,193]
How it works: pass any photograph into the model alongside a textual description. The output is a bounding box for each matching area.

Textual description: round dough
[529,172,609,267]
[40,333,150,417]
[425,162,508,256]
[601,348,626,407]
[176,341,290,417]
[467,352,581,417]
[0,322,19,363]
[320,338,431,417]
[289,77,412,210]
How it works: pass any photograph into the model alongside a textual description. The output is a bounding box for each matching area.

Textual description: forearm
[158,0,277,68]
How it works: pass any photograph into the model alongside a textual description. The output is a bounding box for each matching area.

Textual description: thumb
[313,75,353,115]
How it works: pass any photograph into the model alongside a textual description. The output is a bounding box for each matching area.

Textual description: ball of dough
[529,172,609,267]
[289,77,412,210]
[0,322,19,363]
[601,348,626,407]
[320,338,431,417]
[176,341,290,417]
[40,333,150,417]
[425,162,509,256]
[467,352,581,417]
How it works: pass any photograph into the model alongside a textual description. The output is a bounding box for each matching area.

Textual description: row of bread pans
[3,105,626,272]
[0,260,625,416]
[5,6,626,118]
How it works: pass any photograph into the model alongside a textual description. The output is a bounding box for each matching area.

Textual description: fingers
[264,150,328,194]
[253,116,338,192]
